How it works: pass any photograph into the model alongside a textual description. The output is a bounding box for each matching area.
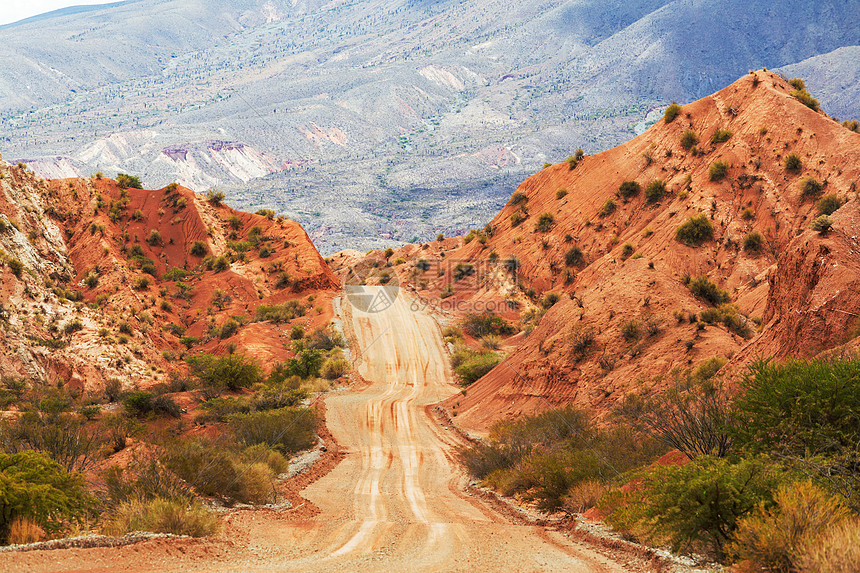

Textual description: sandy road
[245,287,639,572]
[3,287,646,572]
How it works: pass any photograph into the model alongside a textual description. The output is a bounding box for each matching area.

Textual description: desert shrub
[63,319,84,335]
[123,391,180,418]
[219,318,240,339]
[7,517,43,545]
[510,210,526,227]
[510,191,528,206]
[104,498,220,538]
[569,324,595,361]
[617,358,733,459]
[687,275,730,305]
[534,213,555,232]
[564,246,584,267]
[809,214,834,233]
[189,241,207,257]
[229,407,317,454]
[621,320,641,342]
[675,214,714,247]
[186,353,262,395]
[680,129,699,150]
[556,188,568,199]
[620,243,634,260]
[541,292,561,309]
[783,153,802,173]
[145,229,162,246]
[644,180,666,203]
[791,88,819,111]
[798,176,822,199]
[664,102,682,123]
[280,346,325,379]
[815,193,843,215]
[0,451,94,544]
[741,207,755,220]
[462,312,515,338]
[598,199,616,217]
[453,262,474,281]
[711,129,733,144]
[730,481,850,572]
[699,304,752,337]
[743,231,764,252]
[604,455,785,559]
[206,190,225,205]
[133,276,151,290]
[116,173,143,189]
[0,409,103,473]
[563,480,605,514]
[306,326,345,351]
[255,301,305,323]
[618,180,640,199]
[102,453,192,507]
[455,353,501,385]
[709,160,730,181]
[797,518,860,572]
[7,257,24,278]
[843,119,860,133]
[321,357,349,380]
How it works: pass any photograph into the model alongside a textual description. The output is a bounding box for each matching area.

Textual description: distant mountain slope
[1,0,858,252]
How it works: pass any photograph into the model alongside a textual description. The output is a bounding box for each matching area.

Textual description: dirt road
[3,287,648,572]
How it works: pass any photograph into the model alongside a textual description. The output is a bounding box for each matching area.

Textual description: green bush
[509,191,528,206]
[219,318,240,339]
[255,301,305,323]
[709,160,730,181]
[462,312,515,338]
[743,231,764,252]
[123,392,180,418]
[711,129,733,144]
[784,153,802,173]
[621,319,641,341]
[620,243,635,260]
[189,241,207,257]
[229,407,317,454]
[675,214,714,247]
[206,190,225,205]
[556,188,568,199]
[186,353,262,395]
[7,258,24,278]
[598,199,616,217]
[281,347,325,379]
[680,129,699,151]
[305,326,345,351]
[534,213,555,232]
[321,357,349,380]
[815,194,843,215]
[0,410,103,473]
[644,180,666,203]
[618,180,640,199]
[565,246,584,267]
[116,173,143,189]
[0,451,94,544]
[455,352,501,385]
[510,210,526,227]
[791,88,819,111]
[146,229,161,246]
[664,102,682,123]
[798,176,822,199]
[809,214,834,233]
[604,455,785,559]
[687,275,730,305]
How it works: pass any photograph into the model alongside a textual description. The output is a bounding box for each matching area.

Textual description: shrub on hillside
[687,275,730,305]
[534,213,555,232]
[708,160,729,181]
[510,210,526,227]
[598,199,616,217]
[664,102,682,123]
[190,241,207,257]
[680,129,699,151]
[509,191,528,206]
[675,214,714,247]
[123,391,180,418]
[565,246,584,267]
[711,129,733,144]
[743,231,764,252]
[462,312,515,338]
[255,301,305,323]
[798,176,822,199]
[103,498,220,538]
[644,180,666,203]
[116,173,143,189]
[618,180,640,199]
[809,214,834,233]
[815,194,843,215]
[783,153,802,173]
[186,353,262,396]
[455,352,501,385]
[229,407,317,455]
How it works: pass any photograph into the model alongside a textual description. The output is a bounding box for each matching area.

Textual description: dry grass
[8,517,44,545]
[563,480,606,514]
[798,518,860,573]
[103,498,221,538]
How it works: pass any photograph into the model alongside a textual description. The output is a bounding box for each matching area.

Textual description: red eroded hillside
[0,166,338,394]
[334,70,860,433]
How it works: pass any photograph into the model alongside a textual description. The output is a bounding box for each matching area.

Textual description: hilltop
[334,70,860,432]
[0,163,338,394]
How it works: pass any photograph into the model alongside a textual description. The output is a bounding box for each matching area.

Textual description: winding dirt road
[3,287,648,572]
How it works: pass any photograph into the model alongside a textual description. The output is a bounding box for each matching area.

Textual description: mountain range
[1,0,858,253]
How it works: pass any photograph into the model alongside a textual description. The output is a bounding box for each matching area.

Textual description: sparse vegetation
[618,180,640,199]
[598,199,616,217]
[534,213,555,232]
[784,153,802,173]
[809,214,834,234]
[799,176,822,199]
[687,275,730,305]
[743,231,764,252]
[680,129,699,151]
[190,241,207,257]
[708,160,730,181]
[815,194,843,215]
[711,129,733,144]
[116,173,143,189]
